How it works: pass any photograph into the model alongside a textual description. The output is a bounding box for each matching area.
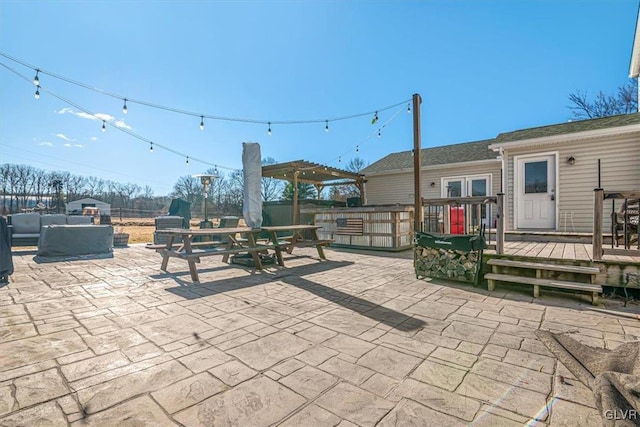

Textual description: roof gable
[362,139,496,174]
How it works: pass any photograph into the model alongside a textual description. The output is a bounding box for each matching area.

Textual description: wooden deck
[486,241,640,264]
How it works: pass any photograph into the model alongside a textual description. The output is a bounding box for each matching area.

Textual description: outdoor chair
[612,199,639,247]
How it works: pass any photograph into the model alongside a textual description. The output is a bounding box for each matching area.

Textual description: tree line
[0,157,366,216]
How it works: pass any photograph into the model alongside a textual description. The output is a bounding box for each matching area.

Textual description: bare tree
[172,175,202,208]
[261,157,282,201]
[568,79,638,119]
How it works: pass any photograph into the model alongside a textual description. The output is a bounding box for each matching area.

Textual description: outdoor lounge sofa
[7,213,92,247]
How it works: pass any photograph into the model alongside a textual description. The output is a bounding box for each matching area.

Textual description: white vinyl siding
[504,132,640,232]
[366,161,502,204]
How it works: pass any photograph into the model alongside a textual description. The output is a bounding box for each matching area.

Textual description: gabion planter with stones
[414,232,485,286]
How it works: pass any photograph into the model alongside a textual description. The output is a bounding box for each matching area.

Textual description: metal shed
[65,197,111,215]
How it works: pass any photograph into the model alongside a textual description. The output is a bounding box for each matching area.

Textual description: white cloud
[95,113,114,122]
[39,141,53,147]
[90,136,98,141]
[58,107,114,122]
[75,112,98,120]
[56,133,73,141]
[114,120,132,130]
[63,143,83,149]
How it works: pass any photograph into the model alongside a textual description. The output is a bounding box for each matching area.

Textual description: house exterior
[65,197,111,215]
[362,113,640,234]
[362,139,502,206]
[489,113,640,233]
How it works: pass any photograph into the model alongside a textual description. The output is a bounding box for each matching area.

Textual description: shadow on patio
[163,259,426,333]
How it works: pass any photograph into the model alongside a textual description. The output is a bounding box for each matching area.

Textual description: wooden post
[593,188,604,260]
[314,184,324,200]
[413,93,423,233]
[358,180,367,205]
[293,171,299,225]
[496,193,505,255]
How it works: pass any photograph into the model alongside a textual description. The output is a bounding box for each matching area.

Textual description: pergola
[262,160,366,224]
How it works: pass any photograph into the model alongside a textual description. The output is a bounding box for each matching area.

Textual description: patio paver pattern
[1,246,638,426]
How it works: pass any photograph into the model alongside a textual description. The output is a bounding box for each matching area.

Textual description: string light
[267,122,272,136]
[123,98,128,114]
[378,130,381,138]
[33,69,39,86]
[0,60,230,171]
[356,145,359,153]
[2,52,412,135]
[338,156,342,163]
[407,103,411,113]
[200,115,204,131]
[186,156,189,165]
[34,86,40,99]
[325,120,329,133]
[149,142,153,152]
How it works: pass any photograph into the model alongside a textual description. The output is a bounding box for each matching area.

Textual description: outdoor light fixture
[101,120,106,132]
[430,182,435,188]
[325,120,329,133]
[33,69,39,86]
[123,99,128,114]
[34,86,40,99]
[267,122,272,136]
[193,174,218,226]
[566,156,576,165]
[200,116,204,131]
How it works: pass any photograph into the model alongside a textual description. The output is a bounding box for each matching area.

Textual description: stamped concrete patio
[1,245,639,426]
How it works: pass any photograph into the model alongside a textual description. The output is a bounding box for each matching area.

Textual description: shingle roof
[361,139,496,174]
[495,112,640,143]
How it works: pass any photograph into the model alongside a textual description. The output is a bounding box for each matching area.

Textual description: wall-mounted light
[430,182,435,188]
[566,156,576,165]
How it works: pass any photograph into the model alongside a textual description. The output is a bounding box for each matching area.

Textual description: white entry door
[517,155,556,229]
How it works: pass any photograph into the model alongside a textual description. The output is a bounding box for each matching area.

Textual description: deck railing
[593,189,640,260]
[421,193,504,254]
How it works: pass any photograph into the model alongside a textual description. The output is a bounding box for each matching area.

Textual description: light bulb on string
[33,69,39,86]
[186,156,190,165]
[34,86,40,99]
[407,103,411,113]
[356,145,359,153]
[325,120,329,133]
[123,99,128,114]
[267,122,272,136]
[149,142,153,153]
[101,121,106,132]
[200,116,204,131]
[378,130,381,138]
[338,156,342,163]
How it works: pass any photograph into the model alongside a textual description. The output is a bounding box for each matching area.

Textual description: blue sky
[0,0,637,195]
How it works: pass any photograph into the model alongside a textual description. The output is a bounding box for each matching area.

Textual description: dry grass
[111,218,241,244]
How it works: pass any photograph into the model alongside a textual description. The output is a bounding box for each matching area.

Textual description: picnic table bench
[147,227,273,282]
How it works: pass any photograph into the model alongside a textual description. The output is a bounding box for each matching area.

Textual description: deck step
[484,273,602,293]
[487,259,600,275]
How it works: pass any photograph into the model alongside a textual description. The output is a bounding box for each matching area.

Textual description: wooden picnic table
[261,225,332,266]
[147,227,272,282]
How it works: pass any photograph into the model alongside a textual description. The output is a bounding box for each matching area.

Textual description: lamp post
[193,174,218,229]
[50,179,63,214]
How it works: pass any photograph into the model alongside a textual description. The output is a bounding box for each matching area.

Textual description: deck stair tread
[487,259,600,274]
[484,273,602,292]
